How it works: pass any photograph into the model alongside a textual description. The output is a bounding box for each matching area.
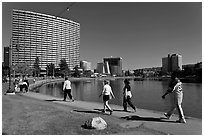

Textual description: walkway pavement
[19,91,202,135]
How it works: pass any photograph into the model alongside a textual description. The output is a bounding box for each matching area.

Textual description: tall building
[162,54,182,73]
[11,9,80,71]
[104,57,123,76]
[171,54,182,71]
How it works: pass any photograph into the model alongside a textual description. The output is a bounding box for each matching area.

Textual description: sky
[2,2,202,70]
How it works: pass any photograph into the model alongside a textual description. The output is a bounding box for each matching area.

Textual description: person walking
[23,78,29,92]
[162,72,186,123]
[99,80,115,115]
[63,77,74,102]
[13,78,20,92]
[123,79,136,112]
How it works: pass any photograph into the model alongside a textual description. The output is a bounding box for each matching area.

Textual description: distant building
[104,57,123,76]
[80,61,91,70]
[162,57,169,73]
[96,62,104,73]
[171,54,182,71]
[11,9,80,71]
[162,54,182,73]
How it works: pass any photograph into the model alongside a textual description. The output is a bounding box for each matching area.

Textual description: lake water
[38,78,202,119]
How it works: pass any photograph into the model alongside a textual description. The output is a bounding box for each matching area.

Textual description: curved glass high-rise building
[11,9,80,71]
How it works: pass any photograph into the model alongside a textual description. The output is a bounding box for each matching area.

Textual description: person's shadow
[94,108,132,113]
[45,99,69,102]
[73,109,110,115]
[121,115,176,123]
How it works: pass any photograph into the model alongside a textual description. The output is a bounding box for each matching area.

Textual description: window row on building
[11,9,80,70]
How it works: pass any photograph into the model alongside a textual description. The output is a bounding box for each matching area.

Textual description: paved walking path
[19,91,201,135]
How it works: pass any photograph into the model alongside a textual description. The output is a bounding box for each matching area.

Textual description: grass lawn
[2,93,164,135]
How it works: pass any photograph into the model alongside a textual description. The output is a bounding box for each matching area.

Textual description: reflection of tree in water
[43,82,64,98]
[72,81,82,100]
[45,83,53,96]
[51,83,61,97]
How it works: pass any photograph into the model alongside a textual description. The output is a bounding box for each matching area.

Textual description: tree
[59,59,70,77]
[12,62,32,76]
[83,70,93,77]
[125,70,134,76]
[33,57,41,77]
[46,63,55,76]
[194,62,202,82]
[73,65,80,77]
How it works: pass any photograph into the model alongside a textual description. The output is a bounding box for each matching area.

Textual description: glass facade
[11,9,80,70]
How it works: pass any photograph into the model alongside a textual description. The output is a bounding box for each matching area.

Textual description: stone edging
[29,79,63,92]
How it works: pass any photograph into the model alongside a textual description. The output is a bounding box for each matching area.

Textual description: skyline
[2,2,202,70]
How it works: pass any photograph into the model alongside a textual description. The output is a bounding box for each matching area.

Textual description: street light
[52,3,74,78]
[6,37,14,94]
[56,2,75,18]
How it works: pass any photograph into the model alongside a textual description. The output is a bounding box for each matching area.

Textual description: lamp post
[56,3,74,18]
[12,63,16,81]
[6,37,14,94]
[53,3,74,78]
[53,65,55,78]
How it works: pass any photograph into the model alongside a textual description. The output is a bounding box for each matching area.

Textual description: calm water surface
[38,78,202,119]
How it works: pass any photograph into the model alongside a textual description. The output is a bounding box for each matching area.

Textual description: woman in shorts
[99,80,115,115]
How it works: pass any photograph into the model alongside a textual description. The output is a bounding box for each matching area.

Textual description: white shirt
[102,84,113,95]
[172,82,183,95]
[22,81,27,86]
[63,80,71,90]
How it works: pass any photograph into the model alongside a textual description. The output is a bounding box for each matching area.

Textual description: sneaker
[110,110,113,115]
[71,99,75,102]
[133,108,136,112]
[164,113,171,119]
[176,119,186,124]
[102,110,106,113]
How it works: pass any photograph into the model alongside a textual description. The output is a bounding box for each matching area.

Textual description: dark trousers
[64,89,72,100]
[123,96,136,111]
[20,84,28,92]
